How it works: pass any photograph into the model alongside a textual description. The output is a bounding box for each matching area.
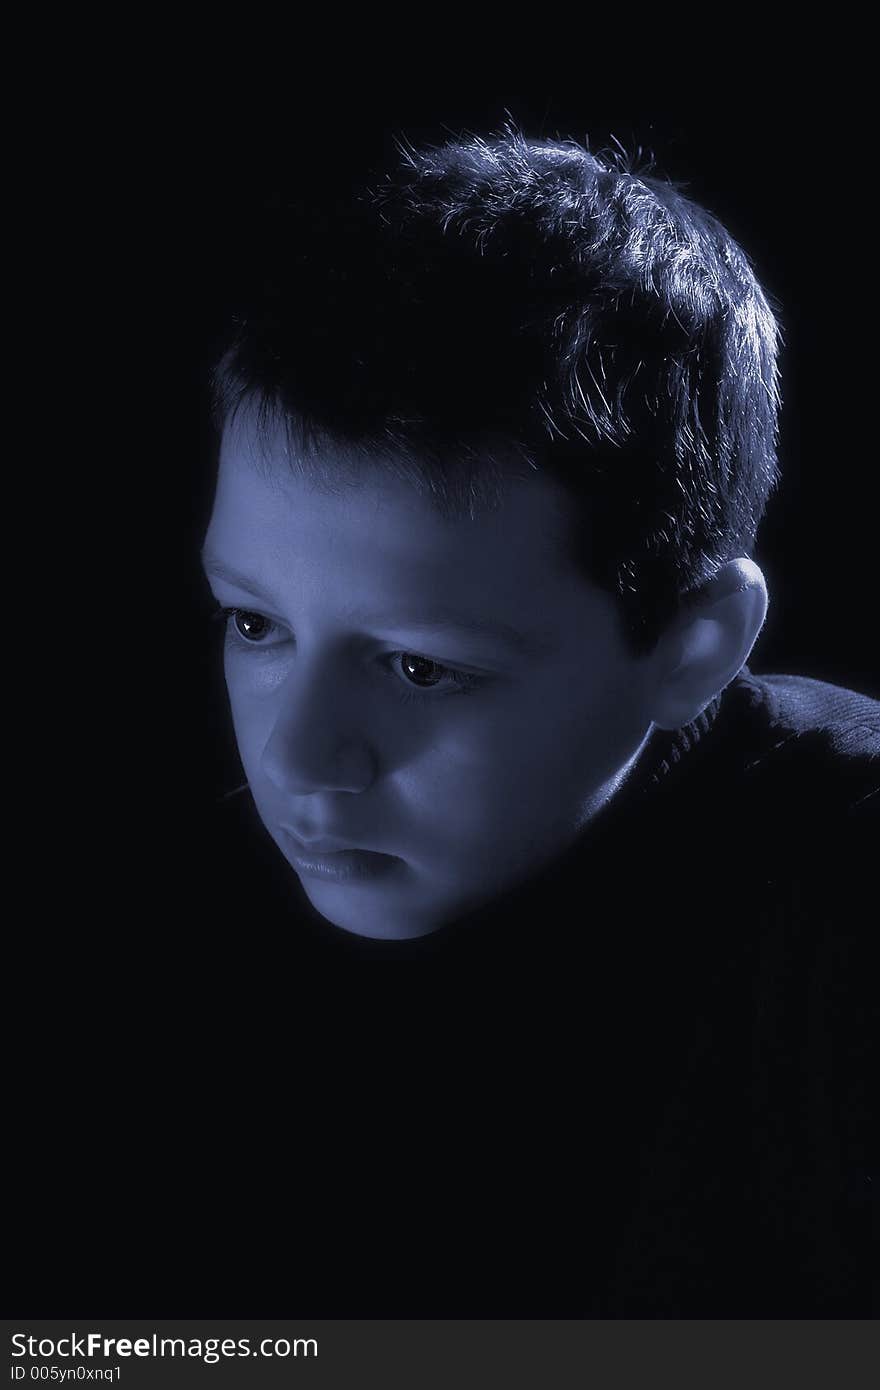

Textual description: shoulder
[744,669,879,755]
[725,667,879,821]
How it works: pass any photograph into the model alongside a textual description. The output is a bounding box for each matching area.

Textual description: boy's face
[203,411,657,940]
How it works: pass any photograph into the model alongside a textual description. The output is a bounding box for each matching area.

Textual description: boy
[200,127,876,1313]
[203,127,876,947]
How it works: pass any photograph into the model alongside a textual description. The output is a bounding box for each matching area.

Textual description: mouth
[279,829,400,884]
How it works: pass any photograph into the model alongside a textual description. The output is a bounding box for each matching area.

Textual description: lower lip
[282,837,398,884]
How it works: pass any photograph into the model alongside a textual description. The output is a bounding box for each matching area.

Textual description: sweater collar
[624,687,726,801]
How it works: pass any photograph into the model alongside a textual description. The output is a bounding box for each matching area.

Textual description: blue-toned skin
[203,403,767,940]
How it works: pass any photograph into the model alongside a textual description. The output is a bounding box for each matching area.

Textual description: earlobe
[649,559,769,731]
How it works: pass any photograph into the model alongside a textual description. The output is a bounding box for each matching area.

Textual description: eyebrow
[202,555,276,597]
[201,552,554,659]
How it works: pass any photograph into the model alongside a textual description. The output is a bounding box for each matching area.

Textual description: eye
[398,653,448,688]
[388,651,481,699]
[214,607,286,647]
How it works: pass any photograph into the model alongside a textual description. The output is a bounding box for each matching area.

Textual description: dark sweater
[9,668,874,1321]
[193,667,876,1317]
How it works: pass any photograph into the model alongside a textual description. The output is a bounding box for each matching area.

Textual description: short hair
[212,123,782,652]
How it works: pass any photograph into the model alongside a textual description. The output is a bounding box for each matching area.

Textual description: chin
[328,913,444,943]
[301,884,446,942]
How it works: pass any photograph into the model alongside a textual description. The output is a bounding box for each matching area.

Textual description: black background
[10,40,877,1317]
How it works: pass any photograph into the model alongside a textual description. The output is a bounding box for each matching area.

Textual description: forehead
[206,411,595,627]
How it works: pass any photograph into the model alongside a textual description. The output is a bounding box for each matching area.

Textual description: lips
[279,827,398,884]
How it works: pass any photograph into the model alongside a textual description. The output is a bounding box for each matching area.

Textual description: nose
[259,660,377,797]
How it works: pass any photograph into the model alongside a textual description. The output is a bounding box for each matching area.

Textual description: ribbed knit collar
[625,689,726,801]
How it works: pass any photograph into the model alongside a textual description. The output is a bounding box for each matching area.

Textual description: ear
[648,558,769,731]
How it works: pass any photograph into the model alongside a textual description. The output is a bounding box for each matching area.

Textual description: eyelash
[211,606,483,704]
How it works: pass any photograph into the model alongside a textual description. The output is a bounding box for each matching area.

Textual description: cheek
[395,707,594,840]
[408,680,643,834]
[226,683,271,772]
